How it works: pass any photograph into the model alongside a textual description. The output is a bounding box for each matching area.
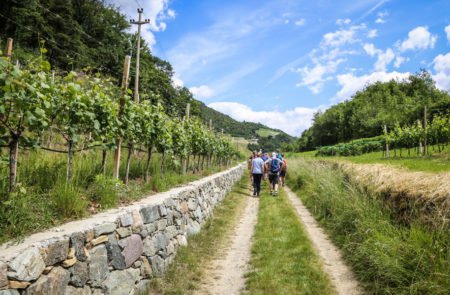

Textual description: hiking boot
[253,190,256,196]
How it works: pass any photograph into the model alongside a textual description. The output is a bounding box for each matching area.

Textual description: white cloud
[335,71,410,101]
[295,18,306,26]
[375,48,395,71]
[363,43,395,71]
[400,26,437,51]
[445,24,450,42]
[394,56,408,68]
[208,102,317,136]
[363,43,378,56]
[167,9,176,19]
[171,74,184,88]
[433,53,450,90]
[189,85,215,100]
[296,59,345,93]
[110,0,176,48]
[367,29,378,38]
[321,24,366,47]
[375,11,388,24]
[336,18,351,26]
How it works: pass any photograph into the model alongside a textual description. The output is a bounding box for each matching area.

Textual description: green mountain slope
[193,101,294,151]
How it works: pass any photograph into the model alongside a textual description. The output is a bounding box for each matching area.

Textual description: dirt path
[198,192,259,295]
[284,186,363,295]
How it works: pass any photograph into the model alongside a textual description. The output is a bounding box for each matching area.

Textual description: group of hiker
[248,150,287,196]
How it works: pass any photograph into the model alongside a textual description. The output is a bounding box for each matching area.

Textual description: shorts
[268,173,279,184]
[280,170,286,177]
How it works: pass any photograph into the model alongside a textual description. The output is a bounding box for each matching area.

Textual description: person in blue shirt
[250,152,265,196]
[265,152,283,196]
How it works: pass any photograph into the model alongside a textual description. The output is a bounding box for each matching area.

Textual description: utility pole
[130,9,150,103]
[113,55,131,179]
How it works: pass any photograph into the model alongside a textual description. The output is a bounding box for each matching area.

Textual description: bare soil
[198,192,259,295]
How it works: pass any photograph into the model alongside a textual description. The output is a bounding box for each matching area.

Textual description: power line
[134,0,143,9]
[0,11,122,78]
[10,0,105,47]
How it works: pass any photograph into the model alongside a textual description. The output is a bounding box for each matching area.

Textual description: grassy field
[287,159,450,294]
[291,144,450,173]
[0,149,234,244]
[147,178,249,293]
[256,128,279,138]
[245,184,334,294]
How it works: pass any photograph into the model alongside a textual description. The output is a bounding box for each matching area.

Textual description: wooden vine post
[384,125,389,158]
[183,103,190,175]
[423,105,428,156]
[113,55,131,179]
[5,38,19,192]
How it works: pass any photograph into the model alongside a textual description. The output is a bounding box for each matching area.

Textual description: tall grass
[287,159,450,294]
[0,148,234,244]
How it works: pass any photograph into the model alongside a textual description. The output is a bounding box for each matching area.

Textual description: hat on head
[272,152,277,158]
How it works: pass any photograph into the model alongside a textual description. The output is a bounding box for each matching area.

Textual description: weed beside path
[287,159,450,294]
[245,185,334,295]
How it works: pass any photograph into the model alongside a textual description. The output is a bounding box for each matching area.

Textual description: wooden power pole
[130,9,150,103]
[113,55,131,179]
[5,38,13,60]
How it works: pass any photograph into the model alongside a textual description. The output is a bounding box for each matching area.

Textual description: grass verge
[147,177,248,293]
[0,149,235,244]
[287,159,450,294]
[291,144,450,173]
[245,184,334,295]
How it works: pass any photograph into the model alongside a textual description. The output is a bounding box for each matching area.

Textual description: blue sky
[110,0,450,136]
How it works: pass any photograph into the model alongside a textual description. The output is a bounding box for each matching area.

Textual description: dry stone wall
[0,164,244,295]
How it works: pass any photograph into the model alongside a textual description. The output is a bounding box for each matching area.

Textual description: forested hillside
[0,0,288,144]
[292,71,450,151]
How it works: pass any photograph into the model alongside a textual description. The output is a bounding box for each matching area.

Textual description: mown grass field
[245,183,334,294]
[291,143,450,173]
[147,178,249,293]
[286,159,450,294]
[256,128,279,138]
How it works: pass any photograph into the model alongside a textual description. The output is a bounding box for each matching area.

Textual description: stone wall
[0,164,244,295]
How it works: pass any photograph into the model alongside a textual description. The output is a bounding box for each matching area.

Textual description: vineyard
[316,114,450,157]
[0,52,239,242]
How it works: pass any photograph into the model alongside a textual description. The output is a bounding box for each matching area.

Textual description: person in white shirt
[250,152,264,196]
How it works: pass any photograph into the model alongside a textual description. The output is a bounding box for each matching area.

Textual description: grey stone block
[94,223,116,237]
[25,267,69,295]
[102,268,140,295]
[140,206,160,224]
[8,247,45,281]
[69,262,89,287]
[121,234,143,268]
[70,232,87,262]
[88,245,108,287]
[43,239,69,266]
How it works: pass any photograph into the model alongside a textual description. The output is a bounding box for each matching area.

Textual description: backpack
[281,159,287,171]
[270,158,280,173]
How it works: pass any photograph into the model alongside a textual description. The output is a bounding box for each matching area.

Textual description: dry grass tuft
[336,161,450,229]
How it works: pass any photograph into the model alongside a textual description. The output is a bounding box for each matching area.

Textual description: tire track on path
[284,186,363,295]
[198,190,259,295]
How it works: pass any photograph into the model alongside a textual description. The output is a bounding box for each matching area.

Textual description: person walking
[280,154,287,187]
[250,152,264,196]
[265,152,283,196]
